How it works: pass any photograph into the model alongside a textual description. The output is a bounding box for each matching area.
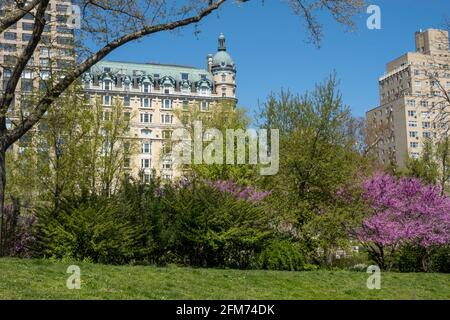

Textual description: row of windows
[138,173,173,183]
[409,131,433,139]
[137,158,172,170]
[407,110,431,118]
[408,120,447,129]
[138,113,174,124]
[407,121,432,128]
[102,96,209,111]
[406,100,447,108]
[96,80,214,96]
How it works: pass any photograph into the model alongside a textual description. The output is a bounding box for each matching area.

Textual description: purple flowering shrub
[208,180,271,203]
[2,204,36,258]
[356,173,450,270]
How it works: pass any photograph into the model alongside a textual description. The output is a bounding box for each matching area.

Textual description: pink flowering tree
[208,180,271,204]
[356,174,450,270]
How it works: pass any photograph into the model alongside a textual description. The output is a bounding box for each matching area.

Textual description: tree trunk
[0,145,7,257]
[422,250,432,272]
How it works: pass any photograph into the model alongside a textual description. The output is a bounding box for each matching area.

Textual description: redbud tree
[356,174,450,270]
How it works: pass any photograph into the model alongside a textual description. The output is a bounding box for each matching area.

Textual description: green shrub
[430,246,450,273]
[302,263,320,271]
[35,199,141,264]
[396,245,426,272]
[254,240,305,271]
[162,182,272,268]
[394,245,450,273]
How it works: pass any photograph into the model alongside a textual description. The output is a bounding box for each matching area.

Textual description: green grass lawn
[0,258,448,300]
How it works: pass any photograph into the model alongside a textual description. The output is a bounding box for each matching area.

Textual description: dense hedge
[396,245,450,273]
[32,179,274,268]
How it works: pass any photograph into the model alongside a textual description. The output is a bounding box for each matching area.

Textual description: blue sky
[105,0,449,122]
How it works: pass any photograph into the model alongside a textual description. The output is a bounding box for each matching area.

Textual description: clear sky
[105,0,449,122]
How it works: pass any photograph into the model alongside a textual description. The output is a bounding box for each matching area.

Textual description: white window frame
[140,113,151,123]
[200,101,209,111]
[103,80,112,91]
[103,95,111,106]
[141,97,151,108]
[124,96,131,107]
[141,158,151,169]
[161,114,173,124]
[162,99,172,110]
[142,82,151,93]
[142,142,151,154]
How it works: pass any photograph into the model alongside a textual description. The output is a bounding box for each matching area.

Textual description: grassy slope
[0,258,448,300]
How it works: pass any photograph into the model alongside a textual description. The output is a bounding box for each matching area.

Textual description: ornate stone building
[82,34,237,180]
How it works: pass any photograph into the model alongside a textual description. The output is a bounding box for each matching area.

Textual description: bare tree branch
[0,0,41,34]
[4,0,227,146]
[0,0,49,116]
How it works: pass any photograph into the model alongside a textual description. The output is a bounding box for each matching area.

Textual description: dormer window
[181,84,190,94]
[200,87,209,95]
[143,82,151,93]
[103,79,112,91]
[164,84,172,94]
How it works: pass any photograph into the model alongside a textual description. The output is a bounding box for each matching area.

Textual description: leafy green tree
[436,136,450,195]
[173,101,258,184]
[6,86,134,210]
[257,74,367,266]
[401,139,439,185]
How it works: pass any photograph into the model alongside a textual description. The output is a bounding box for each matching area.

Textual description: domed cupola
[211,33,236,74]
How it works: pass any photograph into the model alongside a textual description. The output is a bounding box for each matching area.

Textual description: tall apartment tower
[82,34,237,181]
[0,0,75,119]
[366,29,450,167]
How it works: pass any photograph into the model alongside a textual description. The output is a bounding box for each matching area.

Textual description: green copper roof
[89,60,212,82]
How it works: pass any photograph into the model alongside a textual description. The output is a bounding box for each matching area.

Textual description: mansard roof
[86,60,213,83]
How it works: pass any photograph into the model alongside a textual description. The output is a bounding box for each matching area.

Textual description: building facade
[1,1,237,181]
[366,29,450,167]
[81,34,237,180]
[0,0,75,125]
